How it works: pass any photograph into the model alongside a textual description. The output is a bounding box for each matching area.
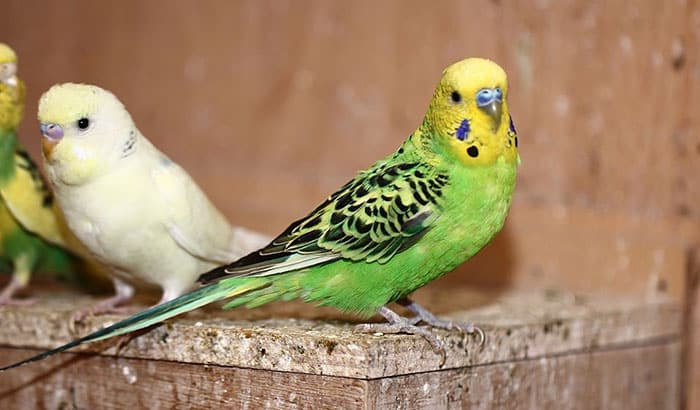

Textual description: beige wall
[3,1,697,231]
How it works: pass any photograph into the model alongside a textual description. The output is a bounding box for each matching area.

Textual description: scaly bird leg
[355,299,486,365]
[0,277,35,306]
[398,297,485,347]
[71,276,135,325]
[0,276,36,306]
[355,305,449,364]
[0,255,37,306]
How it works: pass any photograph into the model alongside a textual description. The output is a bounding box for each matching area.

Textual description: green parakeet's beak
[0,63,17,82]
[476,87,503,129]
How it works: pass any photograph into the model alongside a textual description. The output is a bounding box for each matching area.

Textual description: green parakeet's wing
[0,130,66,248]
[200,158,447,282]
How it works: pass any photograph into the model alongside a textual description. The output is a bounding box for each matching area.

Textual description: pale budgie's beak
[40,123,63,159]
[40,123,63,140]
[476,88,503,129]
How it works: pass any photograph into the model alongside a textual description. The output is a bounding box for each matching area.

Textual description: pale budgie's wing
[199,157,448,283]
[0,141,67,248]
[151,156,235,265]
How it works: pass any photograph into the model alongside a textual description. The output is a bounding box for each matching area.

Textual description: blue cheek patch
[455,119,470,141]
[509,116,517,133]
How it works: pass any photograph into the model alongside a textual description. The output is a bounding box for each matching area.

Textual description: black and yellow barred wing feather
[0,129,66,248]
[199,156,449,283]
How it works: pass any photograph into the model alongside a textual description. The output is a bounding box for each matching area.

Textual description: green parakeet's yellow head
[0,43,24,130]
[38,83,140,184]
[423,58,518,167]
[0,43,17,63]
[0,43,18,82]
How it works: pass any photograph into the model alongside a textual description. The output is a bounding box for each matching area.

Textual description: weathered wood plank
[0,288,682,379]
[684,248,700,410]
[366,342,680,410]
[0,342,679,409]
[0,349,367,409]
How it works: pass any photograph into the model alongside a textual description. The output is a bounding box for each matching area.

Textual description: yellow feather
[0,81,24,130]
[0,153,68,247]
[38,83,103,125]
[0,44,17,65]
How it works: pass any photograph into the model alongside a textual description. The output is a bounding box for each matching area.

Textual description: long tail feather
[0,280,241,371]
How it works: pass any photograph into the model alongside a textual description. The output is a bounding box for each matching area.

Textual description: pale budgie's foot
[71,296,132,323]
[0,277,36,306]
[398,298,486,348]
[70,277,135,327]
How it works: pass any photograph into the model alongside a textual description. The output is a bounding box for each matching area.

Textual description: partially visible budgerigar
[1,57,519,370]
[36,83,269,320]
[0,43,103,304]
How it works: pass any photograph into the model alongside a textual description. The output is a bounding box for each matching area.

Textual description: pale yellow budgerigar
[38,83,269,320]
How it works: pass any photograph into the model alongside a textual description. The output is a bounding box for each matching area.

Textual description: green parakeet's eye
[450,91,462,103]
[77,118,89,130]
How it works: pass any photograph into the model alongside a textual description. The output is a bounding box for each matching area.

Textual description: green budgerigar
[1,57,519,370]
[0,43,102,305]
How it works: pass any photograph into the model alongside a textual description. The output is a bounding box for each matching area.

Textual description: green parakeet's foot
[355,299,485,365]
[398,298,486,348]
[0,276,36,306]
[355,305,447,356]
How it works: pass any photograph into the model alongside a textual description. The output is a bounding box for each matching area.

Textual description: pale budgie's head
[423,58,518,166]
[38,83,142,185]
[0,43,18,83]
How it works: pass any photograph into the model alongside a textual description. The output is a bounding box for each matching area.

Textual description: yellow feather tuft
[0,43,17,64]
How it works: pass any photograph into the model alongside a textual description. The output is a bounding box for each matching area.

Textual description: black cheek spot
[515,137,519,147]
[467,146,479,158]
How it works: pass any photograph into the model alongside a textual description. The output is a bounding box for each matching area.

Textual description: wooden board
[0,341,680,409]
[0,288,681,378]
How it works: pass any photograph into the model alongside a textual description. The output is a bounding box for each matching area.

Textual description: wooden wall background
[1,0,699,407]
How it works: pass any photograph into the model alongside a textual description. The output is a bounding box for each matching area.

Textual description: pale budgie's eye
[77,118,90,130]
[450,91,462,103]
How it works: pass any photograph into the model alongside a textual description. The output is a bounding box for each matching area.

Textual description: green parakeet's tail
[0,278,267,371]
